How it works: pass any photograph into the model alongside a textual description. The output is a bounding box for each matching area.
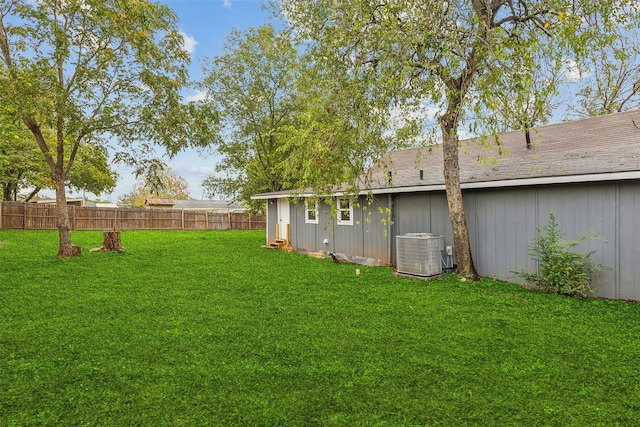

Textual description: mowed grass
[1,230,639,426]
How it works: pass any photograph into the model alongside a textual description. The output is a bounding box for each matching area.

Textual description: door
[277,198,290,240]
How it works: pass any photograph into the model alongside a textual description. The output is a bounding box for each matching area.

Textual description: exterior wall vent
[395,233,443,277]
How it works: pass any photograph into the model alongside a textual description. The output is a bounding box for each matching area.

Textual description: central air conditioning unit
[396,233,443,277]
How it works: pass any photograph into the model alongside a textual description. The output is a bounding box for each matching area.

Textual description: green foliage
[278,0,640,279]
[516,213,606,297]
[0,0,217,254]
[0,109,46,200]
[117,162,190,208]
[199,24,304,209]
[571,39,640,117]
[1,230,640,425]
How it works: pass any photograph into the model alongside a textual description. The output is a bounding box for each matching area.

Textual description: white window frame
[336,197,354,226]
[305,200,319,224]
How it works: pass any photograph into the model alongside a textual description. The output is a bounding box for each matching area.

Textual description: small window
[305,200,319,224]
[336,197,353,226]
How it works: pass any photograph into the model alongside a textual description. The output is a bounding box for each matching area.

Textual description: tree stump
[91,230,125,252]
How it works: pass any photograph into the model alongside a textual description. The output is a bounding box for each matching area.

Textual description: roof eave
[251,171,640,199]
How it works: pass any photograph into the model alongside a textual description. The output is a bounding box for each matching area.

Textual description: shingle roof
[144,199,175,206]
[365,109,640,190]
[252,110,640,199]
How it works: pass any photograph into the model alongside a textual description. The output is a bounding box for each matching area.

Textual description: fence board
[0,201,265,231]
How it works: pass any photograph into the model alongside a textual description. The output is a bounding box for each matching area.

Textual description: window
[336,197,353,225]
[305,200,319,224]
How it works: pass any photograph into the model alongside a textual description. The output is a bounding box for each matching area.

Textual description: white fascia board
[251,193,294,200]
[367,171,640,195]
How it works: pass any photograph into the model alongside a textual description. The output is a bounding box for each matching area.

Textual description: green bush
[516,213,606,297]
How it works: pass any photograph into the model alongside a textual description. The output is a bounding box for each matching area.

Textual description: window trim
[336,197,354,226]
[305,200,319,224]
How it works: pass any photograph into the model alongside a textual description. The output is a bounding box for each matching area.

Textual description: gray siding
[289,200,332,253]
[619,182,640,300]
[266,199,278,243]
[392,192,454,260]
[392,181,640,300]
[362,196,392,264]
[469,188,540,283]
[269,180,640,300]
[289,196,391,264]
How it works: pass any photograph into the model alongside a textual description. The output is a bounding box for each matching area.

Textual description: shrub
[516,213,606,297]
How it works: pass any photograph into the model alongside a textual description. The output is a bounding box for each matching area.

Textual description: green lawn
[1,230,639,426]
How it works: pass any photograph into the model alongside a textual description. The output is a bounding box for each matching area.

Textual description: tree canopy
[569,31,640,117]
[1,109,117,201]
[118,163,190,208]
[279,0,640,279]
[199,24,306,211]
[0,0,215,257]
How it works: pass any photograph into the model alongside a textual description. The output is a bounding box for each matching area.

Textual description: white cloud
[562,59,584,81]
[180,31,198,54]
[186,165,217,175]
[185,90,207,103]
[222,0,232,9]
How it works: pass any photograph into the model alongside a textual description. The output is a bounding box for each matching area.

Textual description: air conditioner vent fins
[396,233,443,277]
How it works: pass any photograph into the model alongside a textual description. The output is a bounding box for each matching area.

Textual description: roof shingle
[365,109,640,189]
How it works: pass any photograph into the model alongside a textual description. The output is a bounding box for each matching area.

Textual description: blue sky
[107,0,271,202]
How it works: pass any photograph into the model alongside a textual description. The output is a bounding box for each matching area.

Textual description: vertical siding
[393,192,453,265]
[430,194,455,248]
[395,193,430,234]
[267,199,278,243]
[332,198,364,259]
[472,188,537,282]
[619,182,640,300]
[584,185,618,299]
[390,181,636,300]
[289,200,301,248]
[266,180,640,300]
[290,200,319,253]
[362,196,392,264]
[316,201,334,252]
[534,184,618,298]
[286,196,390,263]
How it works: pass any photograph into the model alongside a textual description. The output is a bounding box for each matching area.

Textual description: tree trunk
[440,118,479,281]
[2,181,16,201]
[100,230,125,252]
[55,179,81,259]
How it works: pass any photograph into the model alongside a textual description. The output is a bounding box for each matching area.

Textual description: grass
[1,230,639,426]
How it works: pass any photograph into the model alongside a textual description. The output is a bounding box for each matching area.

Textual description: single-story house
[252,109,640,300]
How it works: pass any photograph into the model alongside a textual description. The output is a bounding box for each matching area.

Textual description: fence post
[0,201,3,230]
[181,209,185,230]
[23,203,28,230]
[249,213,252,230]
[228,210,231,230]
[72,205,76,230]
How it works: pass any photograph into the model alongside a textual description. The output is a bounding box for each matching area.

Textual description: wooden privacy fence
[0,201,266,231]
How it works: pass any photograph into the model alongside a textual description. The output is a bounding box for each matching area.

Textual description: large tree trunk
[55,179,81,259]
[3,181,16,201]
[440,116,479,281]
